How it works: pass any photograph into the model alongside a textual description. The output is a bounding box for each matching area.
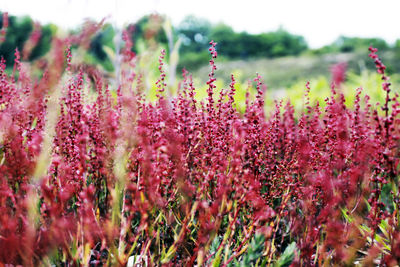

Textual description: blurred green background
[1,11,399,108]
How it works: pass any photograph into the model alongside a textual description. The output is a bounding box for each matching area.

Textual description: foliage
[178,15,211,54]
[3,11,400,78]
[177,16,308,69]
[274,242,297,267]
[0,12,54,66]
[88,23,116,72]
[312,36,389,54]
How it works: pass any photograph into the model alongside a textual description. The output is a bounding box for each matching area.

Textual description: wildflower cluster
[0,28,400,266]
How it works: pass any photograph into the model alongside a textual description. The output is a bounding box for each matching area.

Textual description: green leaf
[161,244,177,264]
[341,207,353,223]
[273,242,297,267]
[239,234,265,267]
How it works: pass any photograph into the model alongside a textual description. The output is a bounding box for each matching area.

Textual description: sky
[2,0,400,48]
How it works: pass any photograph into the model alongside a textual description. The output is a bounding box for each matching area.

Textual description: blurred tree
[89,23,115,72]
[335,36,388,52]
[209,26,307,59]
[209,23,243,57]
[391,39,400,74]
[175,15,212,71]
[395,39,400,50]
[0,13,33,65]
[0,12,54,66]
[177,15,211,53]
[129,14,168,54]
[29,24,56,61]
[315,36,389,54]
[178,16,308,70]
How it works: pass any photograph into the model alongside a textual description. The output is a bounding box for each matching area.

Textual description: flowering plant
[0,15,400,266]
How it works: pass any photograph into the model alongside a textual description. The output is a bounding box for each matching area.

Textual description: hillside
[192,50,399,90]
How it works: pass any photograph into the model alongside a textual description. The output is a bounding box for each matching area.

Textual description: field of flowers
[1,16,400,266]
